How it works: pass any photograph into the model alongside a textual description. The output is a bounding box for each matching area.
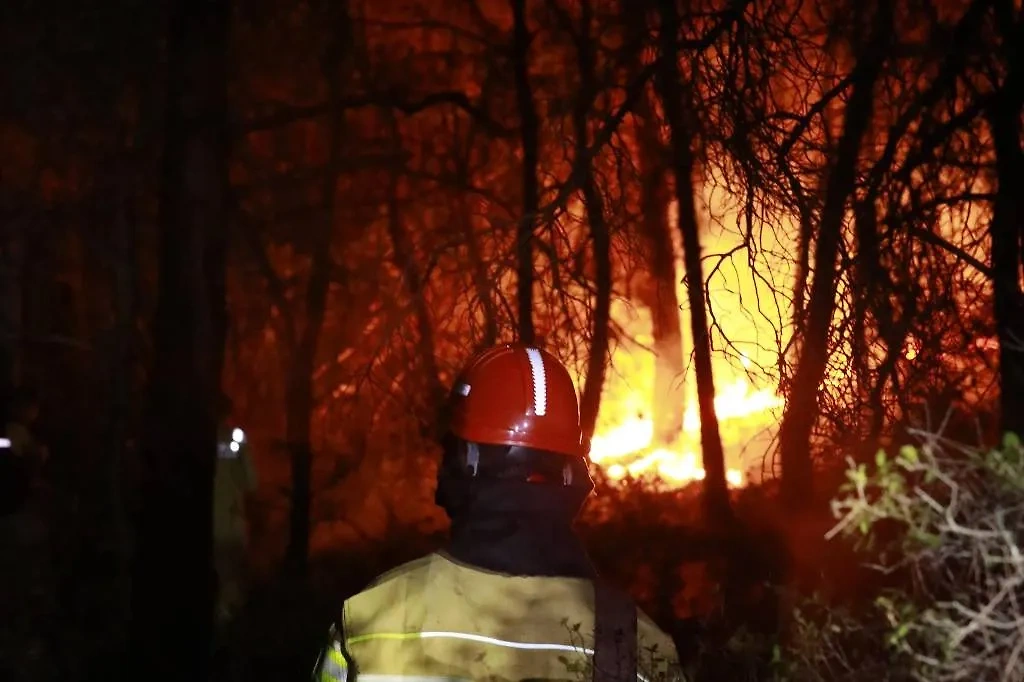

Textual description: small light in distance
[229,441,240,453]
[0,437,10,448]
[231,428,244,443]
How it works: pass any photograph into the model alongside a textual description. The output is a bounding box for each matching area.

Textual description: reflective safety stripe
[359,676,470,682]
[524,347,547,416]
[347,630,592,654]
[316,641,349,682]
[345,631,651,682]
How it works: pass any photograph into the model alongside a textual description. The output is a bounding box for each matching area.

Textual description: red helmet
[448,343,584,457]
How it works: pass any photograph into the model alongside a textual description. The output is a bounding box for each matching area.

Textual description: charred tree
[567,0,612,446]
[655,0,731,521]
[284,0,350,573]
[777,2,891,509]
[988,2,1024,439]
[129,0,230,677]
[511,0,540,344]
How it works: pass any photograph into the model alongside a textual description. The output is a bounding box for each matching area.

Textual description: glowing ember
[589,377,782,488]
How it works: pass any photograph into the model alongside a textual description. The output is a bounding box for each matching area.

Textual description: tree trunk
[104,168,136,650]
[284,350,317,573]
[455,134,498,348]
[129,0,230,677]
[854,194,915,443]
[636,95,685,446]
[284,0,350,574]
[573,0,612,447]
[853,195,891,440]
[0,220,22,420]
[511,0,539,344]
[385,167,445,416]
[463,201,498,348]
[656,0,731,521]
[777,2,891,509]
[623,2,685,447]
[987,9,1024,439]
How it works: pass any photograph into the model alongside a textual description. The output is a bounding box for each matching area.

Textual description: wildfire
[589,376,782,488]
[571,188,790,490]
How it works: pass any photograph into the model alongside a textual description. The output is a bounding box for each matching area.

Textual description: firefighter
[212,395,257,626]
[313,343,681,681]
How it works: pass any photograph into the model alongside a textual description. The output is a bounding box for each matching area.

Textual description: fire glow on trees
[581,191,789,489]
[585,320,784,489]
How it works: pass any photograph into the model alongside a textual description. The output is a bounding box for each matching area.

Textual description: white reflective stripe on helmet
[524,347,547,416]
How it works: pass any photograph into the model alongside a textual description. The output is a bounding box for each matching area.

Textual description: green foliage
[773,592,914,682]
[777,431,1024,682]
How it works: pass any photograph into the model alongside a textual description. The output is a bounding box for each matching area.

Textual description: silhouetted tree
[656,0,733,521]
[777,0,893,509]
[511,0,541,344]
[987,0,1024,439]
[552,0,613,445]
[129,0,230,677]
[283,0,352,574]
[623,3,686,446]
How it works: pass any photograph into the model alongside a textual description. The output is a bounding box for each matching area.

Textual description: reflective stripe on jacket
[314,552,682,682]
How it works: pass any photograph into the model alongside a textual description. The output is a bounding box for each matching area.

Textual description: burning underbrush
[581,301,784,490]
[589,374,783,488]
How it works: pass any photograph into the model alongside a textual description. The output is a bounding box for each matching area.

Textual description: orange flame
[573,188,790,489]
[589,376,782,488]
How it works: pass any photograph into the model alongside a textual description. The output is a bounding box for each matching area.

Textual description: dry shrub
[777,430,1024,682]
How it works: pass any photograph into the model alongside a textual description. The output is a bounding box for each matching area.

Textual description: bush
[782,430,1024,682]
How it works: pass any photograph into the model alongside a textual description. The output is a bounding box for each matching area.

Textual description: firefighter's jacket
[314,551,681,682]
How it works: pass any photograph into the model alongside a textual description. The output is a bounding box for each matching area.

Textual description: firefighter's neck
[445,482,595,579]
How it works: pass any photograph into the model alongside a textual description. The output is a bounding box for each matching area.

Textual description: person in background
[312,343,681,682]
[212,394,258,627]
